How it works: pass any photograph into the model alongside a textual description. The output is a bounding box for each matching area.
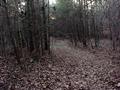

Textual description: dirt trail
[0,39,120,90]
[50,39,120,90]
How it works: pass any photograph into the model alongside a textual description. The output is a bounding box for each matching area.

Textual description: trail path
[50,39,120,90]
[0,39,120,90]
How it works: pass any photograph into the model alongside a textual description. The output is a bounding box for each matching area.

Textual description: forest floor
[0,39,120,90]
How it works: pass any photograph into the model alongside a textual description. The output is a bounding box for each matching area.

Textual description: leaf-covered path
[50,39,120,90]
[0,39,120,90]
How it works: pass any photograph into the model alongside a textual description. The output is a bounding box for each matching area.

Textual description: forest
[0,0,120,90]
